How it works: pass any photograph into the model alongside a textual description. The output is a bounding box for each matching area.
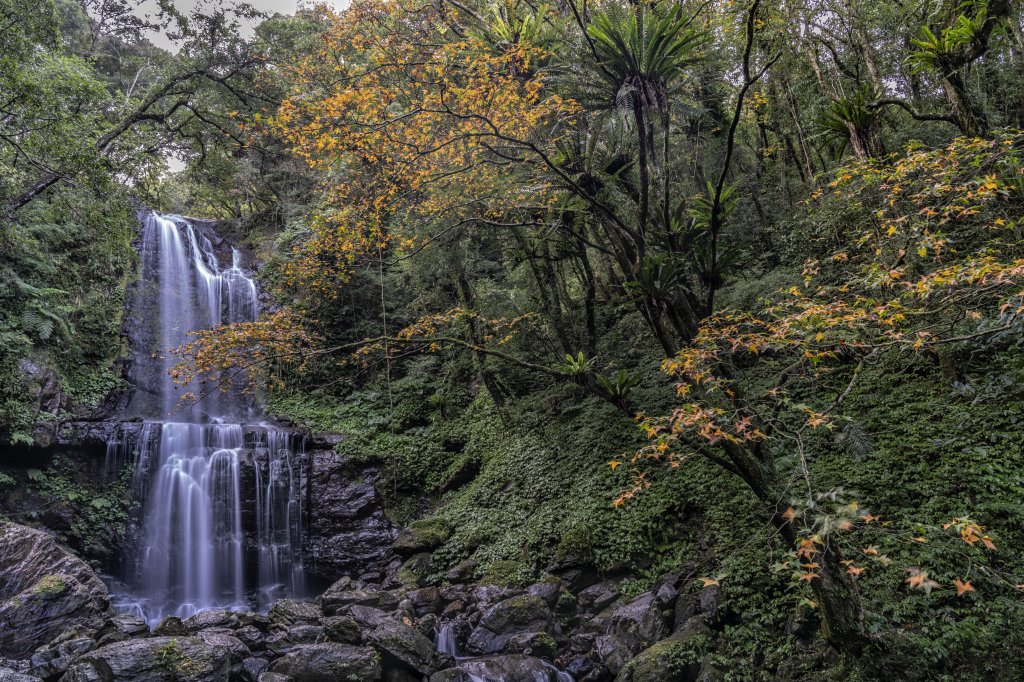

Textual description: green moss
[618,632,709,682]
[31,574,67,597]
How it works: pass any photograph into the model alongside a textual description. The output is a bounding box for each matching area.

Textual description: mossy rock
[394,518,451,556]
[479,559,532,588]
[614,626,710,682]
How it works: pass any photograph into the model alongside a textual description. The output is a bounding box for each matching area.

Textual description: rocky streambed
[0,518,729,682]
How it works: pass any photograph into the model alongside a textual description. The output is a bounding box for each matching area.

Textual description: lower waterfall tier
[108,421,305,625]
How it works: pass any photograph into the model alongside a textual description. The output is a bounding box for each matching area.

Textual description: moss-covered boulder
[61,637,231,682]
[613,618,711,682]
[364,620,438,675]
[393,519,450,556]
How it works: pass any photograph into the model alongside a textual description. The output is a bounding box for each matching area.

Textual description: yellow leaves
[781,506,797,523]
[608,460,622,471]
[846,564,864,577]
[944,517,996,550]
[698,577,720,588]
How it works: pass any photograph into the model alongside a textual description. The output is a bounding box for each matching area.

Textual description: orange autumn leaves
[171,310,318,402]
[694,511,998,598]
[271,0,578,294]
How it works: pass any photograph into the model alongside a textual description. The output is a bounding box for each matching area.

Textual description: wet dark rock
[267,642,381,681]
[608,592,669,650]
[407,586,440,616]
[240,657,268,682]
[0,523,111,658]
[469,584,517,608]
[183,609,237,633]
[440,601,465,619]
[467,595,553,655]
[501,631,557,659]
[268,600,321,626]
[429,655,559,681]
[233,625,266,651]
[304,452,396,580]
[364,621,437,675]
[307,432,346,450]
[152,617,187,637]
[594,635,633,677]
[698,585,724,629]
[564,654,606,681]
[382,557,412,590]
[284,625,323,645]
[578,582,620,614]
[348,605,393,628]
[195,629,249,663]
[526,579,562,607]
[478,595,552,635]
[0,669,42,682]
[318,584,395,616]
[95,614,149,646]
[256,673,289,682]
[321,616,361,644]
[60,636,231,682]
[28,635,95,680]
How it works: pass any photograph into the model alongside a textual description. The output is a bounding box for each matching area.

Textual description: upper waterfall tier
[128,213,259,420]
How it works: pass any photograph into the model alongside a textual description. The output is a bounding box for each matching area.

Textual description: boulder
[406,587,441,616]
[268,600,321,626]
[364,621,437,676]
[578,582,620,614]
[608,593,669,649]
[429,655,558,682]
[348,605,394,628]
[0,523,111,658]
[61,636,231,682]
[392,519,449,558]
[96,614,149,646]
[0,670,42,682]
[152,617,187,637]
[28,635,95,680]
[240,657,267,682]
[183,610,238,634]
[612,620,710,682]
[321,617,361,644]
[318,586,396,616]
[194,629,249,663]
[267,642,381,681]
[467,595,553,655]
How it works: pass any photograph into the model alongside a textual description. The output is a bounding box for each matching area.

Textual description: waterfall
[436,622,458,657]
[112,212,305,625]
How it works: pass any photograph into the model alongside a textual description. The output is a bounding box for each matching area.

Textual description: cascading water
[111,212,305,624]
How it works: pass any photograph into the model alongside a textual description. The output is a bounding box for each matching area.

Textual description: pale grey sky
[139,0,346,51]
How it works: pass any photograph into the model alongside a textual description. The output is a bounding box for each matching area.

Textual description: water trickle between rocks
[110,212,305,625]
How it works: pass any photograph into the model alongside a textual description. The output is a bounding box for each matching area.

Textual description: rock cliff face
[303,449,398,583]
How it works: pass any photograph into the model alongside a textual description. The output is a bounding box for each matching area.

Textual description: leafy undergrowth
[271,339,1024,679]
